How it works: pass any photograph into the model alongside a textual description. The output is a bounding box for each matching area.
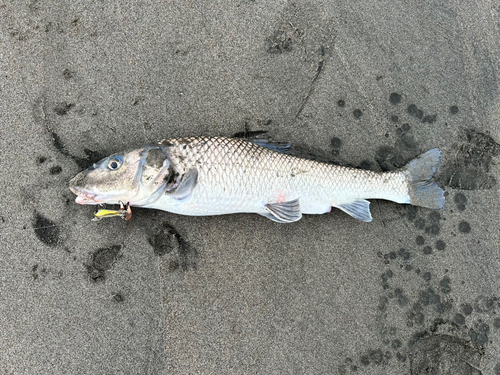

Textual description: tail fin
[405,149,445,209]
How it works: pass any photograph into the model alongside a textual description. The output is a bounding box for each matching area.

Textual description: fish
[69,136,445,223]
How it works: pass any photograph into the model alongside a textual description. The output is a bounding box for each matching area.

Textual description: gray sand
[1,2,499,374]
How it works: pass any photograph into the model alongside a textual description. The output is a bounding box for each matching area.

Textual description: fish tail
[405,148,445,209]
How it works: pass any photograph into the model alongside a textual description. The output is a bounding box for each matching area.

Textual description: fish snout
[69,171,98,204]
[69,171,85,190]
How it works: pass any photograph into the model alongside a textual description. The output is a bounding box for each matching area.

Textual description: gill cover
[138,145,198,206]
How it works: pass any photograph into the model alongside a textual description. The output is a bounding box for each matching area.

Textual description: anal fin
[263,198,302,223]
[334,199,372,222]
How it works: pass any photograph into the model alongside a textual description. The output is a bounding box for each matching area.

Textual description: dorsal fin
[251,139,291,154]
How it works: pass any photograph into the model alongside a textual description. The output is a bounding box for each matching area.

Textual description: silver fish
[69,136,445,223]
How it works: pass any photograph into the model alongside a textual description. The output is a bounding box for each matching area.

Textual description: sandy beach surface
[1,1,499,374]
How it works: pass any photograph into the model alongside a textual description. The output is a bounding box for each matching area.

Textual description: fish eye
[107,155,123,171]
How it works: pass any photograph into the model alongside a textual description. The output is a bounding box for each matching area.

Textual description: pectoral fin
[334,199,372,222]
[262,198,302,223]
[172,168,198,200]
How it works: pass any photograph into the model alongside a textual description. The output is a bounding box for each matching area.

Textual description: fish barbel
[69,136,445,223]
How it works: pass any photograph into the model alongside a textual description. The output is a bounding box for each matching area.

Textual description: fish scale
[154,137,406,217]
[70,136,445,223]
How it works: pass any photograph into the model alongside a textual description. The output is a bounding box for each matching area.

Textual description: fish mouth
[69,186,100,205]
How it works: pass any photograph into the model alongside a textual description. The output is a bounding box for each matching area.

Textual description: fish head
[69,147,148,205]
